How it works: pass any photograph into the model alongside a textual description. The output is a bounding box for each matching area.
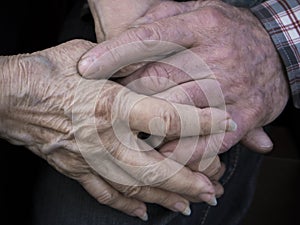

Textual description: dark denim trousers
[31,145,262,225]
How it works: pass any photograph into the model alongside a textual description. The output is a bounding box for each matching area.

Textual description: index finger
[112,88,237,138]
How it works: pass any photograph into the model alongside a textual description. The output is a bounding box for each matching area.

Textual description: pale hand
[0,40,233,219]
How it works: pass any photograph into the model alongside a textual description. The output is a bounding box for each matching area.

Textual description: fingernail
[174,202,191,216]
[207,196,218,206]
[220,119,237,132]
[140,213,148,221]
[199,193,217,206]
[183,206,191,216]
[228,119,237,131]
[78,56,95,77]
[133,208,148,221]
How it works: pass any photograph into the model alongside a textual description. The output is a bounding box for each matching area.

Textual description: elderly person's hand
[87,0,165,41]
[78,0,289,166]
[0,40,234,220]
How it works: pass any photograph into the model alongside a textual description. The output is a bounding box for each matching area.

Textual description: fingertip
[194,173,215,194]
[183,205,192,216]
[173,202,191,216]
[132,207,148,221]
[78,55,107,79]
[198,193,217,206]
[218,119,237,132]
[204,108,236,134]
[78,55,94,77]
[257,137,273,153]
[255,130,274,152]
[212,181,224,198]
[242,128,274,153]
[208,196,218,206]
[140,212,149,221]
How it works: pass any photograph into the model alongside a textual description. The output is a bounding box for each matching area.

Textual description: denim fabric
[31,145,262,225]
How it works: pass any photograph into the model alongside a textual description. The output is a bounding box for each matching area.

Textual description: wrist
[0,55,19,113]
[0,54,31,145]
[251,0,300,108]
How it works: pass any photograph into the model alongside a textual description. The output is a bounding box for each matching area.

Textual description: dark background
[0,1,74,224]
[0,0,299,224]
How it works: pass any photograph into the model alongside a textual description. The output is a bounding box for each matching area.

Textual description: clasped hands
[0,0,289,221]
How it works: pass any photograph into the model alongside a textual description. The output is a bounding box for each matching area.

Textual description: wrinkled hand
[86,0,231,173]
[78,0,289,166]
[87,0,164,41]
[86,0,229,191]
[88,0,203,74]
[0,40,233,219]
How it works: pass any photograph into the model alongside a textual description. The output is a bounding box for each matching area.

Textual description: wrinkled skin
[87,0,164,41]
[0,40,235,219]
[79,0,289,167]
[87,0,229,199]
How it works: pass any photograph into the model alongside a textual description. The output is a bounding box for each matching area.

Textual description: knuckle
[122,186,143,198]
[120,25,164,58]
[109,145,126,162]
[130,24,163,51]
[161,108,180,137]
[46,150,89,179]
[200,7,226,27]
[96,189,119,205]
[189,173,212,195]
[145,64,172,92]
[66,39,93,50]
[135,24,162,42]
[200,109,213,134]
[139,166,169,185]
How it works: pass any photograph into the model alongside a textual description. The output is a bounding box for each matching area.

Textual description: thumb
[241,127,273,153]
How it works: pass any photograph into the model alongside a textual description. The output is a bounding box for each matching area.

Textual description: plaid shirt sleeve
[251,0,300,108]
